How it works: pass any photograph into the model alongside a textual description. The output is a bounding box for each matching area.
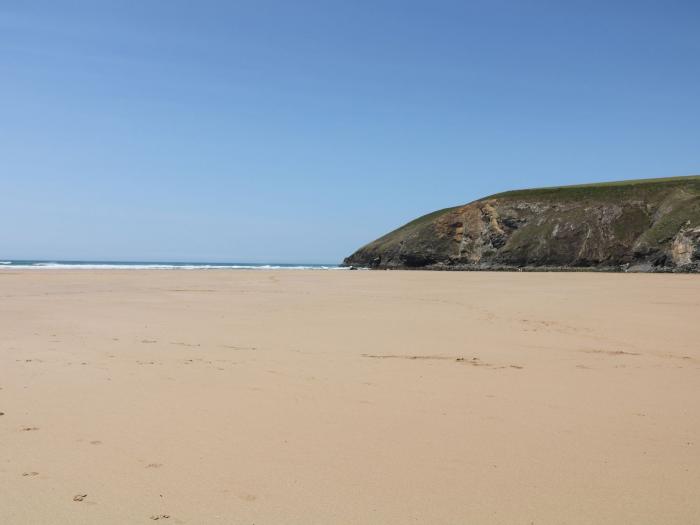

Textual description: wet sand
[1,270,699,524]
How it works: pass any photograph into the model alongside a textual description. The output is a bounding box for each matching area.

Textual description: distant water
[0,260,346,270]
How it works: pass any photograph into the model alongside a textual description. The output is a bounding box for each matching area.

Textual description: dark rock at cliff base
[344,176,700,272]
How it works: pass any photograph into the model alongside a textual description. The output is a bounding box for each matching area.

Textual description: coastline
[345,264,699,272]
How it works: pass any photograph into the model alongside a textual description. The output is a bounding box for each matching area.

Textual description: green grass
[488,174,700,201]
[366,205,461,246]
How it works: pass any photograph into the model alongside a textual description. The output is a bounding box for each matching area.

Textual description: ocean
[0,260,346,270]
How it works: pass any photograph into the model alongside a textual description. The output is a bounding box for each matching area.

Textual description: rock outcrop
[344,176,700,272]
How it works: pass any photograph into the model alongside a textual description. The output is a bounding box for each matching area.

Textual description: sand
[0,269,698,524]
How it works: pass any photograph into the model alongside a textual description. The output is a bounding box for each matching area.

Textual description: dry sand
[0,269,699,524]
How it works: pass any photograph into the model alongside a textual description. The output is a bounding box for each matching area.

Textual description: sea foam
[0,261,348,270]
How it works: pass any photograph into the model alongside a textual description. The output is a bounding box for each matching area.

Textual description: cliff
[344,175,700,272]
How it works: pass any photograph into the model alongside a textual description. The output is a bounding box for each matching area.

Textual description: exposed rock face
[672,226,700,266]
[344,176,700,272]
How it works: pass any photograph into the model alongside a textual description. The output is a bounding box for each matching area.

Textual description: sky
[1,1,699,263]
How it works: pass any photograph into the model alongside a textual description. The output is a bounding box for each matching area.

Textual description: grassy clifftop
[491,174,700,200]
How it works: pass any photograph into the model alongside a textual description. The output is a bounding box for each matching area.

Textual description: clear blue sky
[1,1,698,263]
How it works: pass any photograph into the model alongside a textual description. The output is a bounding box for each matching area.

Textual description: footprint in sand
[363,353,504,368]
[579,349,639,356]
[149,514,170,520]
[141,340,158,344]
[73,494,88,502]
[21,426,39,432]
[22,472,39,477]
[90,440,102,445]
[145,463,163,469]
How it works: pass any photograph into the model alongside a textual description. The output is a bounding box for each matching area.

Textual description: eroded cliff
[344,176,700,272]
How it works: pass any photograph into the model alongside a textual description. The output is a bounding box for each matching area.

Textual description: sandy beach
[0,270,698,524]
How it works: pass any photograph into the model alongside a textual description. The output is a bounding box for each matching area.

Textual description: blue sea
[0,260,346,270]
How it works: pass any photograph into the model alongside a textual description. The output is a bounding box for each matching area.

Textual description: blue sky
[1,1,699,263]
